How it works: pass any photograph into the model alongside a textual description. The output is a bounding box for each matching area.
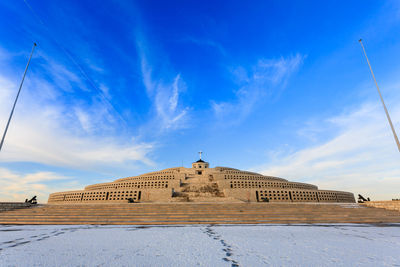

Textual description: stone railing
[362,201,400,212]
[0,202,33,212]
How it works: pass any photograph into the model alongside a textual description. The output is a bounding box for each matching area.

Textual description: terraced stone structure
[48,159,355,204]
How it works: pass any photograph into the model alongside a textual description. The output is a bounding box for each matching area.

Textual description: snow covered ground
[0,224,399,266]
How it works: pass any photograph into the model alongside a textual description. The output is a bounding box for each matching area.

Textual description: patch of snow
[0,224,399,266]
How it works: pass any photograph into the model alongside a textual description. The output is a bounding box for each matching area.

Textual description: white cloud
[212,54,304,125]
[0,75,15,107]
[0,95,154,169]
[0,47,154,171]
[138,42,189,130]
[38,54,88,93]
[256,97,400,200]
[256,55,304,86]
[0,167,80,202]
[74,107,92,133]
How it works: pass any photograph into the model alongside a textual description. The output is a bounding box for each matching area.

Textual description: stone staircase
[171,174,225,202]
[0,203,400,225]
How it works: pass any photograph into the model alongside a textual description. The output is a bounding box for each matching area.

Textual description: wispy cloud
[137,40,190,130]
[0,47,154,171]
[182,36,227,56]
[0,167,81,202]
[256,95,400,200]
[211,54,304,125]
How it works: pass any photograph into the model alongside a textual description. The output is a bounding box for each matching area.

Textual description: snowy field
[1,224,400,266]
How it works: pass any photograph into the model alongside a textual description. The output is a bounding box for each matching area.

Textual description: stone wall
[223,188,355,203]
[48,188,173,204]
[219,179,318,190]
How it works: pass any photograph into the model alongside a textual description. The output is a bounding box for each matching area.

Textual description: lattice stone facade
[48,159,355,203]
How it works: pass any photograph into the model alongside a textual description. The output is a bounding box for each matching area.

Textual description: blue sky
[1,0,400,201]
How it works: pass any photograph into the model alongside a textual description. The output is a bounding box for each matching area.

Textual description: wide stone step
[1,208,395,214]
[1,210,397,215]
[1,203,398,225]
[3,212,393,217]
[2,210,392,215]
[1,219,399,225]
[1,212,395,218]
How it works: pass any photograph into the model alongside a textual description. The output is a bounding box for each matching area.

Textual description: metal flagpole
[359,39,400,152]
[0,43,37,152]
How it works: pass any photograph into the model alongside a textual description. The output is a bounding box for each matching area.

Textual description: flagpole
[358,39,400,152]
[0,43,37,152]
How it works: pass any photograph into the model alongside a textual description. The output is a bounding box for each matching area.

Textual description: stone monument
[48,154,355,204]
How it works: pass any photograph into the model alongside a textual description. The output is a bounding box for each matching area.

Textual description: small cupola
[192,151,209,169]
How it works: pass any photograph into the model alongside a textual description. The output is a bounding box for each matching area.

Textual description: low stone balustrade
[0,202,33,212]
[362,201,400,212]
